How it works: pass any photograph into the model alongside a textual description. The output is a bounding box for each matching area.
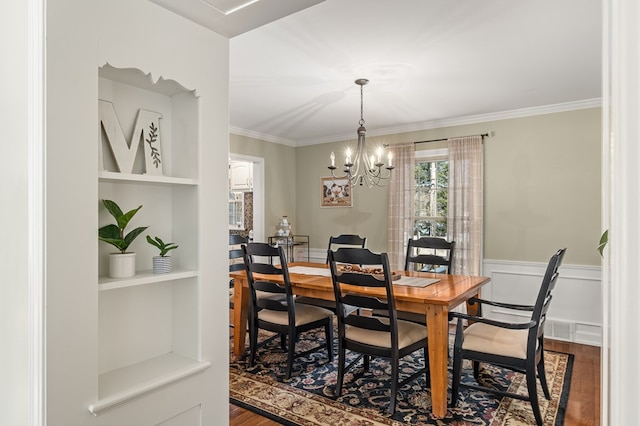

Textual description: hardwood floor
[545,339,601,426]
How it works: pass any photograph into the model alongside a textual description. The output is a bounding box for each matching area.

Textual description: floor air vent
[544,320,575,341]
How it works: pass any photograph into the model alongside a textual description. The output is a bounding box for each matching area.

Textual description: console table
[267,235,309,262]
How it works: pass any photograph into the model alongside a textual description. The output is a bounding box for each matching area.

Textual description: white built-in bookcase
[90,64,209,415]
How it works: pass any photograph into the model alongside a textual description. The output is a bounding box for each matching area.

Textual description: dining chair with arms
[228,234,249,315]
[449,248,566,426]
[296,234,366,315]
[243,242,334,379]
[328,247,429,415]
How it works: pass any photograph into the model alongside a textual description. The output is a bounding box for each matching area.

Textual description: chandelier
[328,79,394,188]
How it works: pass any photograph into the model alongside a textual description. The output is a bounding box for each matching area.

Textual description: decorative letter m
[99,100,164,175]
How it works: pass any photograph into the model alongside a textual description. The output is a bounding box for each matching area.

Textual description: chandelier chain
[359,83,365,126]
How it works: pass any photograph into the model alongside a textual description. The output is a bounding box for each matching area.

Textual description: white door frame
[602,1,640,424]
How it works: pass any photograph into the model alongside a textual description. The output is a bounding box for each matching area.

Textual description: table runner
[288,266,331,277]
[288,266,440,287]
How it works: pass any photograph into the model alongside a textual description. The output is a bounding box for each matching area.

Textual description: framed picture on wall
[321,177,352,208]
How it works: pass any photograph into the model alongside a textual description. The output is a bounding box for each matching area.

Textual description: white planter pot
[109,252,137,278]
[152,256,173,274]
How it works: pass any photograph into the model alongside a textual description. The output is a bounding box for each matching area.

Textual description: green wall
[232,107,602,266]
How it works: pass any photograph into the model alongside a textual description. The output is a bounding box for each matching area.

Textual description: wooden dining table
[230,261,490,418]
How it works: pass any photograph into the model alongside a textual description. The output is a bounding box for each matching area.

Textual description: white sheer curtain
[387,143,415,269]
[447,136,483,276]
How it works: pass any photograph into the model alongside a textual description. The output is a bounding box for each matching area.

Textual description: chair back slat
[404,237,455,273]
[342,294,388,310]
[252,280,285,294]
[229,248,244,259]
[256,295,288,312]
[346,315,392,332]
[229,262,246,272]
[229,234,249,246]
[249,262,282,275]
[335,271,387,288]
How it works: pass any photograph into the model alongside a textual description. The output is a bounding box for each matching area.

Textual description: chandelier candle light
[328,79,394,188]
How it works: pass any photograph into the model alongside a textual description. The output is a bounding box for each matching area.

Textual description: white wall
[603,0,640,423]
[42,0,230,424]
[1,1,32,425]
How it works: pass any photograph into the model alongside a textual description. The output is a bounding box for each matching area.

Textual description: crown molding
[231,98,602,148]
[229,126,298,147]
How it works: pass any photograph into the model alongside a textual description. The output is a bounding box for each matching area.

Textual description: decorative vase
[276,216,291,237]
[152,256,173,274]
[108,252,137,278]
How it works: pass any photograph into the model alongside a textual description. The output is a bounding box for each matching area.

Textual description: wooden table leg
[466,291,481,317]
[233,277,248,356]
[426,304,449,418]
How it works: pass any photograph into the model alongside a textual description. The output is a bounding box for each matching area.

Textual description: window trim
[415,147,447,161]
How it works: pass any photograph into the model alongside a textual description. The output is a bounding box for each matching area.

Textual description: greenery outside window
[414,150,448,238]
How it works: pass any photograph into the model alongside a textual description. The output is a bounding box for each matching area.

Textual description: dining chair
[404,236,455,273]
[296,234,367,315]
[228,234,249,314]
[328,247,429,415]
[373,236,455,325]
[326,234,367,262]
[449,248,566,426]
[243,242,334,379]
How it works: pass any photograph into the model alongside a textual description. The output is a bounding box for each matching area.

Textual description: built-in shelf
[95,65,203,421]
[98,171,198,186]
[88,353,211,416]
[98,269,198,291]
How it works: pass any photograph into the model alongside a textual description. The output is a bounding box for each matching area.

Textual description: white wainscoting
[309,248,328,264]
[482,259,602,347]
[310,248,602,346]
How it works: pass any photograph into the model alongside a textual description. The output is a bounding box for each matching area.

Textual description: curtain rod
[414,132,491,145]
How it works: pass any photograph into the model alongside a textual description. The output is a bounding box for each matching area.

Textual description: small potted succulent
[98,199,148,278]
[147,235,178,273]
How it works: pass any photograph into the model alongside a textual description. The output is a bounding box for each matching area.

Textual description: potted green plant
[98,199,148,278]
[147,235,178,273]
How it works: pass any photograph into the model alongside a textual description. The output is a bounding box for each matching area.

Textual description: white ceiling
[153,0,602,146]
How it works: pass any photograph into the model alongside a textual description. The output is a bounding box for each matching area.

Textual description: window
[414,151,448,238]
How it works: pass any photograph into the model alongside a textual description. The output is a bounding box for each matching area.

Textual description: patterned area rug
[229,328,573,425]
